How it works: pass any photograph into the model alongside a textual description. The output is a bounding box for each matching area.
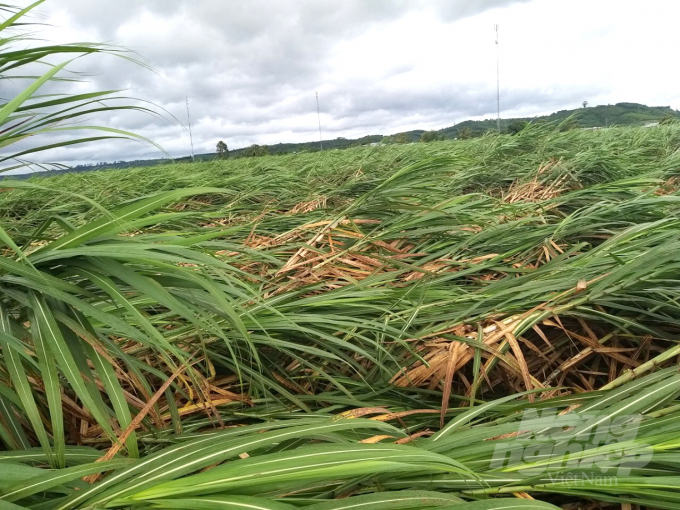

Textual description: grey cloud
[6,0,666,168]
[425,0,534,20]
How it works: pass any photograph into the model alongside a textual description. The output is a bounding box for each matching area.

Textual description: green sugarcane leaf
[305,490,464,510]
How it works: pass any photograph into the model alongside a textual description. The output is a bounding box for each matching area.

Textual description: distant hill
[13,102,680,177]
[439,102,680,138]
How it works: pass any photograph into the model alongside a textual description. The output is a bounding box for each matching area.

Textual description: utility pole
[186,96,195,162]
[316,91,323,151]
[495,24,501,133]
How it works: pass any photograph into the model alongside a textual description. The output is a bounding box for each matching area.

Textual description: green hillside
[439,102,680,138]
[47,102,680,175]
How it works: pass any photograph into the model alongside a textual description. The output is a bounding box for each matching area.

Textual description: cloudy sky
[5,0,680,166]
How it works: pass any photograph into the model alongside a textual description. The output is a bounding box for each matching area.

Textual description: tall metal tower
[186,96,195,162]
[495,24,501,133]
[316,91,323,151]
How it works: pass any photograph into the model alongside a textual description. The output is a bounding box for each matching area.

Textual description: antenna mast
[316,91,323,151]
[186,96,195,162]
[495,24,501,133]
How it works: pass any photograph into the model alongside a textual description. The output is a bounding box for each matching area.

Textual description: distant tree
[506,120,528,135]
[216,140,229,159]
[660,114,677,125]
[582,101,588,108]
[457,127,473,140]
[420,130,441,143]
[242,144,269,157]
[392,133,409,144]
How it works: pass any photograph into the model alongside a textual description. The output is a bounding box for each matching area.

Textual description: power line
[495,24,501,133]
[316,91,323,151]
[186,96,195,162]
